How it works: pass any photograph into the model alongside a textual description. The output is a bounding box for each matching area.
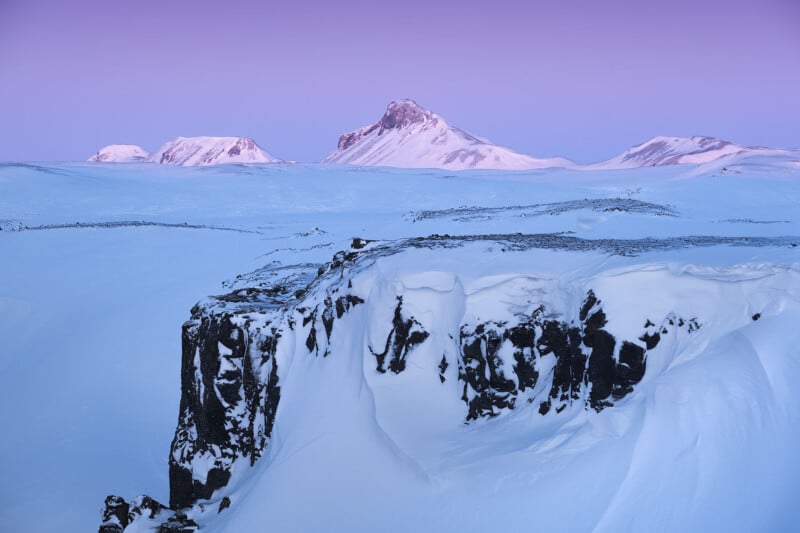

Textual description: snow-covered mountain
[323,99,571,170]
[150,137,282,166]
[88,144,150,163]
[594,135,755,168]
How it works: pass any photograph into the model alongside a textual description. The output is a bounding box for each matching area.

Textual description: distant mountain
[323,99,571,170]
[88,144,149,163]
[150,137,282,166]
[594,136,757,168]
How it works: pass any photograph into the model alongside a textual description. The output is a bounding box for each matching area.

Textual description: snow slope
[89,144,150,163]
[150,137,282,166]
[323,99,572,170]
[0,157,798,533]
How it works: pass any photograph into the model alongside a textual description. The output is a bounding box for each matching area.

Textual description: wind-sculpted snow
[100,232,800,532]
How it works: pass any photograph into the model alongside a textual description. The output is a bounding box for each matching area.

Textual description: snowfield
[0,153,798,533]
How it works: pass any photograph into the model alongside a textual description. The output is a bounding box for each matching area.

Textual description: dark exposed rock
[336,100,434,150]
[639,331,661,350]
[169,310,282,509]
[219,496,231,513]
[438,354,449,383]
[612,342,646,400]
[459,322,518,420]
[539,321,585,414]
[379,100,431,130]
[99,495,129,533]
[304,294,364,356]
[169,275,365,514]
[100,494,194,533]
[128,495,167,522]
[369,296,430,374]
[351,237,373,249]
[459,290,697,419]
[752,313,761,321]
[157,511,198,533]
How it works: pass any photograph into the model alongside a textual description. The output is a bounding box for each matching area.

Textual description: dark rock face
[303,294,365,356]
[129,495,167,521]
[379,100,431,130]
[100,494,192,533]
[369,296,430,373]
[459,322,521,420]
[157,512,199,533]
[169,309,282,509]
[457,291,696,419]
[338,124,379,151]
[99,495,129,533]
[165,254,368,516]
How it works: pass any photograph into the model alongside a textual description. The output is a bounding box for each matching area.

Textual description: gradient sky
[1,0,798,163]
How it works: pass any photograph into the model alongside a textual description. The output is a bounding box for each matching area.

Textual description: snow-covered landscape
[1,146,798,531]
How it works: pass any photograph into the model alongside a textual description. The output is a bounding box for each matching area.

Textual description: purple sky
[1,0,798,163]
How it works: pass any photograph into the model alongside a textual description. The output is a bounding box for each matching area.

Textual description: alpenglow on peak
[323,99,572,170]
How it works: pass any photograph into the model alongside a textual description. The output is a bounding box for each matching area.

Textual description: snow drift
[323,99,571,170]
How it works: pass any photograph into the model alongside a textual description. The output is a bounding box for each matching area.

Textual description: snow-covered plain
[0,154,798,532]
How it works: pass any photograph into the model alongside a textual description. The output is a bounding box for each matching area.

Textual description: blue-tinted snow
[0,156,798,532]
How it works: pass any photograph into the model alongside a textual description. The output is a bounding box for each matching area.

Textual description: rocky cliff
[100,232,794,532]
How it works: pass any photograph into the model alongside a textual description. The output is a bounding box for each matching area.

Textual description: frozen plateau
[1,149,799,532]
